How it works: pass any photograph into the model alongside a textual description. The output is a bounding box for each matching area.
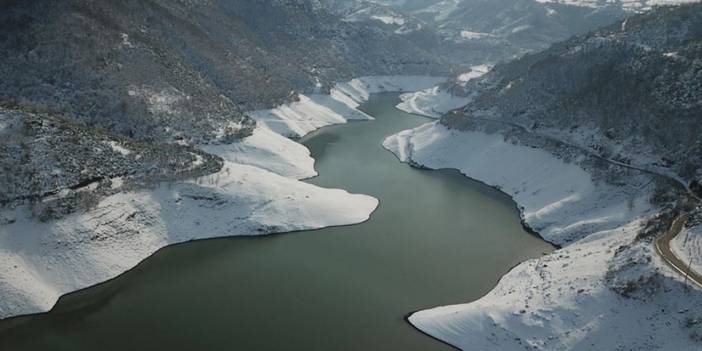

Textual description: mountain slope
[384,4,702,350]
[444,3,702,188]
[0,0,452,213]
[0,0,450,144]
[323,0,698,66]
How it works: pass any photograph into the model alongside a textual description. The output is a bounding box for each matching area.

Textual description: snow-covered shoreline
[0,76,446,320]
[395,65,489,118]
[250,76,447,138]
[384,122,702,350]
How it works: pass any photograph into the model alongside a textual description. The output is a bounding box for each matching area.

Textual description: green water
[0,94,553,351]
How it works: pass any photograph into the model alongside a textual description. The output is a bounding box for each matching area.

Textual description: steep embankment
[384,4,702,350]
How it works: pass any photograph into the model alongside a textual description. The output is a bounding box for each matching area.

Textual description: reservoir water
[0,94,554,350]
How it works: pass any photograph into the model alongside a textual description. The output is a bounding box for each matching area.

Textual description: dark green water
[0,94,553,351]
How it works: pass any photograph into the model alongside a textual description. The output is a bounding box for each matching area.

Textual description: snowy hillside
[385,120,702,350]
[0,75,444,320]
[443,3,702,187]
[0,0,450,145]
[380,3,702,349]
[0,0,453,245]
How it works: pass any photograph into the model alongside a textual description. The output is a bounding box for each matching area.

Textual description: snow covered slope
[444,3,702,189]
[250,76,446,138]
[384,123,655,246]
[384,122,702,350]
[0,75,447,321]
[396,86,470,118]
[396,65,489,117]
[0,161,378,319]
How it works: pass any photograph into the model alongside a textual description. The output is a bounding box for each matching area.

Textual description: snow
[384,122,702,350]
[249,94,372,139]
[460,31,494,40]
[384,122,654,245]
[396,87,470,118]
[457,65,491,83]
[370,15,406,26]
[202,125,317,180]
[250,76,446,138]
[107,141,132,156]
[333,76,447,107]
[128,86,184,115]
[0,75,448,320]
[396,67,490,118]
[0,162,378,319]
[410,221,702,351]
[673,224,702,274]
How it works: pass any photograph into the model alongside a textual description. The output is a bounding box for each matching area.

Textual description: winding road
[655,215,702,289]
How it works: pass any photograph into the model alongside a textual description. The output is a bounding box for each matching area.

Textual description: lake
[0,93,553,351]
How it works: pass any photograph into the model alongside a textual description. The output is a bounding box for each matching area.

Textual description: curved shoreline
[383,117,702,350]
[383,146,560,249]
[0,76,446,321]
[0,209,380,327]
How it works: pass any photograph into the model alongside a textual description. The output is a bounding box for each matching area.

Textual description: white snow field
[396,66,490,118]
[384,122,702,350]
[201,125,318,180]
[0,162,378,319]
[396,86,471,118]
[0,76,446,320]
[250,76,446,138]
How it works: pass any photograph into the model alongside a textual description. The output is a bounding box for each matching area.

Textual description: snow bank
[249,94,372,138]
[0,75,447,320]
[384,122,702,350]
[673,224,702,274]
[396,87,470,118]
[201,126,317,180]
[332,76,447,109]
[250,76,446,138]
[410,220,702,351]
[0,162,378,318]
[384,122,654,245]
[396,67,489,118]
[457,65,491,84]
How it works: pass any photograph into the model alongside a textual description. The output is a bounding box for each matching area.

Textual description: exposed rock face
[443,3,702,184]
[0,0,450,144]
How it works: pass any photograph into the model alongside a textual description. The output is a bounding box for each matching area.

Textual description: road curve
[654,215,702,289]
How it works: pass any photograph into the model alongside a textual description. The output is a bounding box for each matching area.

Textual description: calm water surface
[0,94,553,350]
